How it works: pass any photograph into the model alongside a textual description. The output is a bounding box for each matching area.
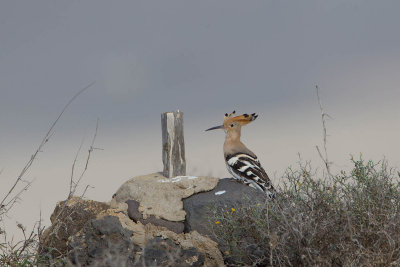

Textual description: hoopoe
[206,111,276,199]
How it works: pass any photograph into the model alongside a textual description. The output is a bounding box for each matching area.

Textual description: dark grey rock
[39,198,109,259]
[135,237,204,267]
[68,215,140,266]
[126,200,185,233]
[183,178,270,266]
[183,178,267,237]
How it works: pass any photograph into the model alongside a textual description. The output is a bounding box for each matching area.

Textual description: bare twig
[80,185,93,198]
[68,118,101,199]
[1,179,35,215]
[42,119,101,261]
[0,82,95,217]
[315,85,333,178]
[69,138,85,198]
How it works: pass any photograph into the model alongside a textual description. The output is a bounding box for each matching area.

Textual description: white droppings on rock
[215,190,226,195]
[171,177,182,183]
[157,176,198,183]
[158,177,181,183]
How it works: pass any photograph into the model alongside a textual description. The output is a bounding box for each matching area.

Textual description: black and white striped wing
[225,153,275,197]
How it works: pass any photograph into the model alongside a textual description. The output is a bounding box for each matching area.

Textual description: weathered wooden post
[161,110,186,178]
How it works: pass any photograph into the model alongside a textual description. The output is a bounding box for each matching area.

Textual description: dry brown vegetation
[211,157,400,266]
[0,84,96,266]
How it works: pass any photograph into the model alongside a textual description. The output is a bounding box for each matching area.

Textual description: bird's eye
[230,124,234,127]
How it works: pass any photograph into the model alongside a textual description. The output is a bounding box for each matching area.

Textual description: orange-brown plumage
[206,111,275,198]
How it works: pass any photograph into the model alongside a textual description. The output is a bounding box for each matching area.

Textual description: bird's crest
[224,111,258,127]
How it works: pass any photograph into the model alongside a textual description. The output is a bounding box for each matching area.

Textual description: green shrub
[211,157,400,266]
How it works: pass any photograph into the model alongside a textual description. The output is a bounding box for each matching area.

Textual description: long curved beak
[205,125,224,131]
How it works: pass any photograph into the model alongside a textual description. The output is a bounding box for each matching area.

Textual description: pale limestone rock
[110,173,219,221]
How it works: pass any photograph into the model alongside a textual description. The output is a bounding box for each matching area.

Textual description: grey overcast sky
[1,0,400,235]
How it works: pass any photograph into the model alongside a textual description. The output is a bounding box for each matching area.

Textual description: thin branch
[68,118,101,199]
[80,185,93,198]
[85,118,101,170]
[1,179,35,216]
[68,138,85,199]
[47,119,100,254]
[315,85,333,178]
[0,82,95,215]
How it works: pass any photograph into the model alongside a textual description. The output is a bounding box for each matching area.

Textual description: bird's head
[205,111,258,137]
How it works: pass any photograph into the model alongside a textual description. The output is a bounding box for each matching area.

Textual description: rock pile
[39,173,267,266]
